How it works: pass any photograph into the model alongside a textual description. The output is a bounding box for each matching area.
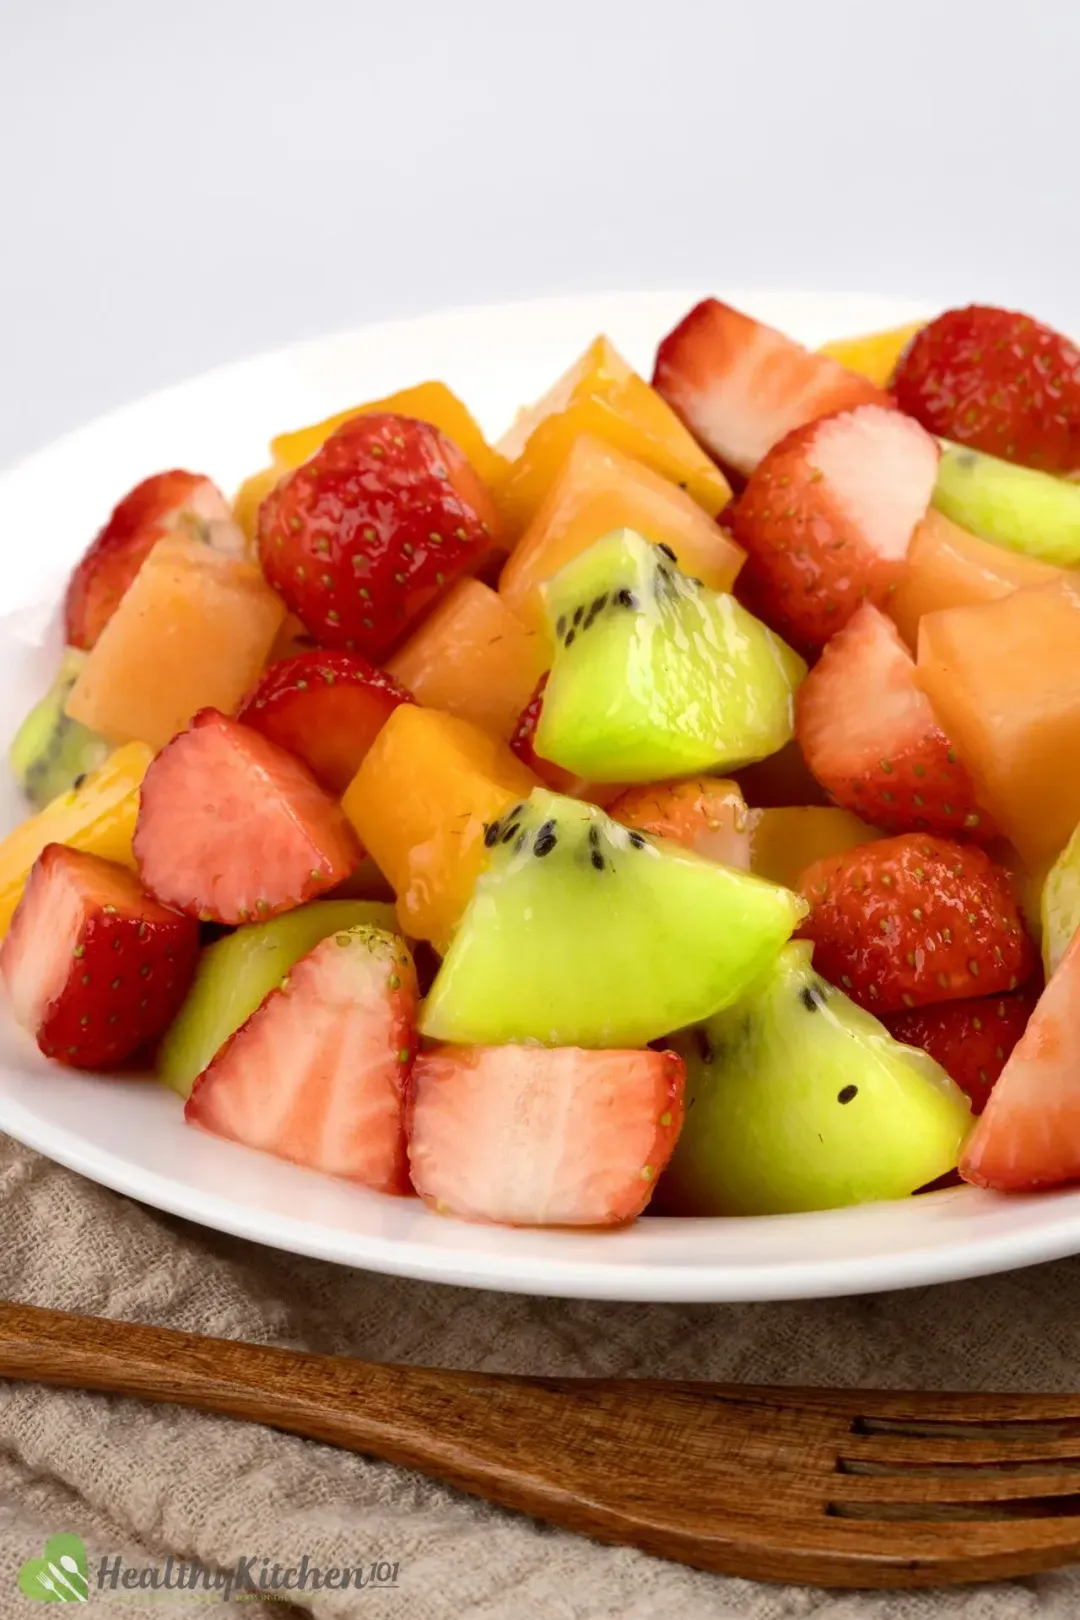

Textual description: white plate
[1,286,1075,1303]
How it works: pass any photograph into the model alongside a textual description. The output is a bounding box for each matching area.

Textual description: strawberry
[0,844,199,1069]
[65,471,239,650]
[134,709,361,924]
[730,405,940,653]
[795,602,997,841]
[892,305,1080,475]
[187,925,417,1191]
[652,298,891,478]
[257,413,501,660]
[238,649,412,796]
[885,983,1040,1114]
[608,778,751,867]
[406,1044,685,1226]
[798,834,1035,1014]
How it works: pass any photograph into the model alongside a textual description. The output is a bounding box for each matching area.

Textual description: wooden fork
[2,1298,1080,1590]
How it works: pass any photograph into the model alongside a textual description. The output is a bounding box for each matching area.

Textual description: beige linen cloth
[3,1135,1080,1619]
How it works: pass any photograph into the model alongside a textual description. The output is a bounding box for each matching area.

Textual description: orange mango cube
[917,579,1080,866]
[232,466,281,543]
[66,536,286,752]
[747,806,880,891]
[342,707,539,946]
[817,322,925,386]
[499,435,744,634]
[890,510,1064,649]
[496,337,731,534]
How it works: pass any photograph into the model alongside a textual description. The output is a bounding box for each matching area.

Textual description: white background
[2,0,1079,469]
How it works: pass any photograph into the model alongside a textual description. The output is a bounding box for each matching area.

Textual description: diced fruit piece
[64,471,239,650]
[889,509,1063,649]
[917,579,1080,865]
[817,322,925,386]
[535,529,805,783]
[186,925,416,1192]
[960,930,1080,1190]
[498,434,743,634]
[733,740,830,809]
[608,778,750,867]
[657,941,971,1216]
[885,984,1040,1115]
[731,405,939,653]
[795,602,996,841]
[232,466,280,542]
[238,649,411,795]
[932,441,1080,567]
[134,710,360,924]
[270,381,509,495]
[386,580,547,742]
[746,806,880,891]
[342,706,539,946]
[497,336,730,532]
[258,413,500,660]
[798,834,1035,1014]
[407,1044,684,1226]
[1,844,199,1069]
[507,674,623,807]
[9,649,110,810]
[420,787,806,1048]
[0,742,152,940]
[158,898,397,1098]
[65,536,286,752]
[266,612,315,667]
[893,305,1080,475]
[652,298,891,478]
[1040,821,1080,978]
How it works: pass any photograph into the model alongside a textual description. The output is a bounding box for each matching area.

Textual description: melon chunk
[66,537,286,751]
[890,510,1064,649]
[387,580,547,742]
[917,579,1080,866]
[499,434,743,634]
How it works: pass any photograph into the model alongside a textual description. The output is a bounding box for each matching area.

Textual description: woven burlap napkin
[3,1133,1079,1618]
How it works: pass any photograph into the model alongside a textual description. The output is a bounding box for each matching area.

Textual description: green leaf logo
[18,1535,89,1602]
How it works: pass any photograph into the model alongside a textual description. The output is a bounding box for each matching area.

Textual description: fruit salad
[5,297,1080,1226]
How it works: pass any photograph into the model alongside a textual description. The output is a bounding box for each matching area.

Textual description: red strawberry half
[652,298,891,478]
[187,925,417,1191]
[407,1044,685,1226]
[798,834,1035,1014]
[608,778,751,867]
[134,709,361,924]
[892,305,1080,475]
[257,412,501,660]
[795,602,997,842]
[885,983,1039,1114]
[238,649,412,796]
[0,844,199,1069]
[65,470,239,650]
[730,405,939,653]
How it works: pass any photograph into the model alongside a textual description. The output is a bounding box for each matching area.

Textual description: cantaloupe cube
[66,537,286,752]
[342,707,539,946]
[387,580,547,742]
[499,435,744,633]
[917,579,1080,866]
[890,510,1064,648]
[0,742,152,938]
[496,337,731,533]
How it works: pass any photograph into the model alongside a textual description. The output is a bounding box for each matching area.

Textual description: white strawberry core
[813,407,939,560]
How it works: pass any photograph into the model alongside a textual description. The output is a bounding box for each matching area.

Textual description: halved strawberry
[187,925,417,1190]
[407,1044,685,1226]
[238,650,412,796]
[730,405,939,653]
[0,844,199,1069]
[607,778,751,867]
[885,983,1040,1114]
[134,709,361,924]
[652,298,891,479]
[960,931,1080,1189]
[799,834,1036,1014]
[64,471,240,650]
[795,602,997,842]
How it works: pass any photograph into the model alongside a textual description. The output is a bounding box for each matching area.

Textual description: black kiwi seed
[695,1028,715,1064]
[657,543,677,562]
[483,821,501,847]
[506,804,524,820]
[565,628,576,647]
[556,615,567,638]
[837,1084,858,1105]
[73,773,87,791]
[533,820,557,857]
[800,985,827,1012]
[590,849,606,871]
[616,588,639,610]
[573,605,585,627]
[500,821,521,844]
[588,825,600,848]
[582,608,598,631]
[628,831,647,849]
[590,593,608,616]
